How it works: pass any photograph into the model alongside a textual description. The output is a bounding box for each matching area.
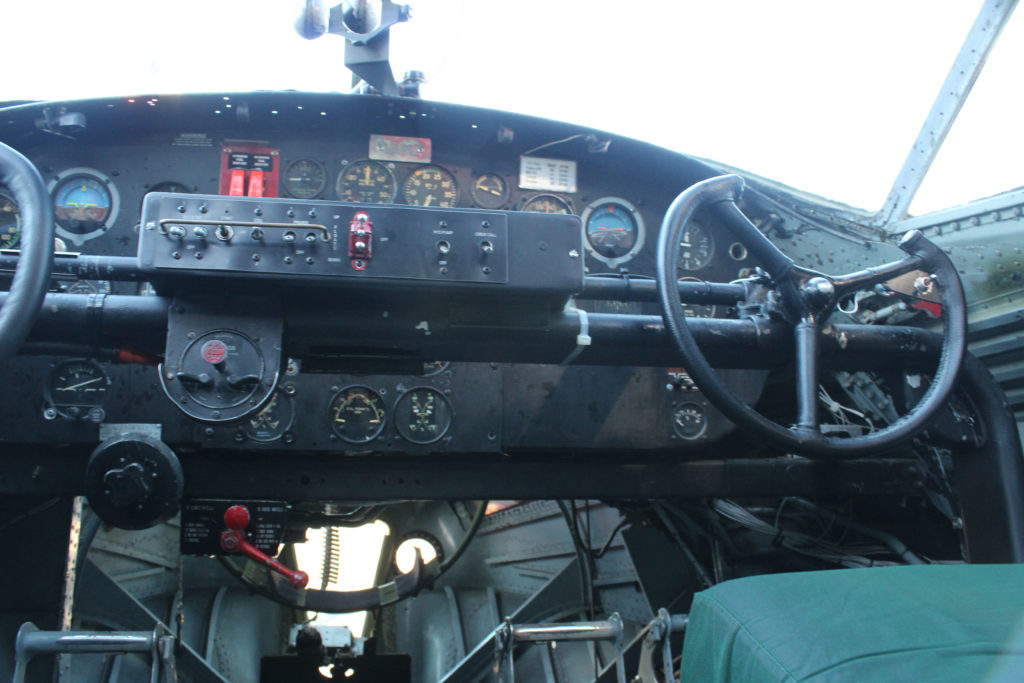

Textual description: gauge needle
[424,195,434,206]
[58,377,103,391]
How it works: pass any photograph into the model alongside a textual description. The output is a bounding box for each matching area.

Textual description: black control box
[139,193,583,300]
[180,498,287,555]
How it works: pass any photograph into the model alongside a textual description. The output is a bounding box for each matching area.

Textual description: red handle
[220,506,309,589]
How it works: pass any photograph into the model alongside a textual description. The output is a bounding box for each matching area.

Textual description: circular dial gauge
[0,190,20,249]
[471,172,509,209]
[671,402,707,440]
[521,194,572,214]
[283,159,326,199]
[677,221,714,271]
[329,386,386,443]
[582,197,645,267]
[403,165,458,207]
[52,173,115,235]
[242,390,294,442]
[394,387,452,444]
[337,160,396,204]
[48,359,110,415]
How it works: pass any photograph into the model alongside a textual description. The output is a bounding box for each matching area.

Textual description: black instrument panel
[0,92,766,454]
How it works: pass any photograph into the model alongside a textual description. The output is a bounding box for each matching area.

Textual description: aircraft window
[297,521,390,636]
[910,7,1024,215]
[2,2,991,213]
[395,537,439,574]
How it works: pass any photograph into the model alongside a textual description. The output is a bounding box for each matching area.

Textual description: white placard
[519,156,577,193]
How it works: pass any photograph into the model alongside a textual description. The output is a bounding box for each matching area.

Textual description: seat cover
[680,564,1024,682]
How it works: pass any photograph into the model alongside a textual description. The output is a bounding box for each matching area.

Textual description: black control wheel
[657,174,966,458]
[0,142,54,363]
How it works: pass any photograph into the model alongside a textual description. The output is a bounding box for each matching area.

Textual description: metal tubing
[794,319,820,429]
[578,277,746,305]
[7,292,949,370]
[512,618,622,643]
[14,623,159,683]
[0,251,142,281]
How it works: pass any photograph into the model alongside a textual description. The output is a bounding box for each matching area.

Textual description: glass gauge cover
[677,221,714,271]
[672,402,708,440]
[283,159,326,199]
[470,172,509,209]
[582,197,645,266]
[521,194,572,214]
[0,190,19,249]
[47,359,110,418]
[242,390,294,442]
[404,165,458,207]
[52,174,114,234]
[329,385,386,443]
[394,388,452,444]
[337,160,396,204]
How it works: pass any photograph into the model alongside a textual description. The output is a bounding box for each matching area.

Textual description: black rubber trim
[657,174,967,458]
[0,141,54,363]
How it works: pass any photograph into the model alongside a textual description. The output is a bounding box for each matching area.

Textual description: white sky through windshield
[4,1,1019,216]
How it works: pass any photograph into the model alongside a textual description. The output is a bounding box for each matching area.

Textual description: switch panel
[139,193,583,300]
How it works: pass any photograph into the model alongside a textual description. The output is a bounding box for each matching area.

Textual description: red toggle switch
[228,169,246,196]
[349,211,373,271]
[220,505,309,589]
[247,169,265,197]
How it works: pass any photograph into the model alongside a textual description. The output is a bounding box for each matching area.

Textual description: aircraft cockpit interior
[2,2,1024,681]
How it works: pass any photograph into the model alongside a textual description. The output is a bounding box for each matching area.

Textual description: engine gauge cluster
[328,385,454,446]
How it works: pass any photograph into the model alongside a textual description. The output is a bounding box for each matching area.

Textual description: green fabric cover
[680,564,1024,682]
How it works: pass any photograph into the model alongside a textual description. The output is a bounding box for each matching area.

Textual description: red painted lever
[220,505,309,589]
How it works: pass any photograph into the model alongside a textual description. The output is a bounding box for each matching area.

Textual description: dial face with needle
[329,386,386,444]
[242,390,294,442]
[337,160,396,204]
[470,172,509,209]
[283,159,326,199]
[403,165,458,207]
[677,220,714,271]
[47,359,110,416]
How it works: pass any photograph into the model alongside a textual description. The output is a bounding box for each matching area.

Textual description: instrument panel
[0,92,767,454]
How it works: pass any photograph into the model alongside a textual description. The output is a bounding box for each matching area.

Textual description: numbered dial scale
[329,386,387,444]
